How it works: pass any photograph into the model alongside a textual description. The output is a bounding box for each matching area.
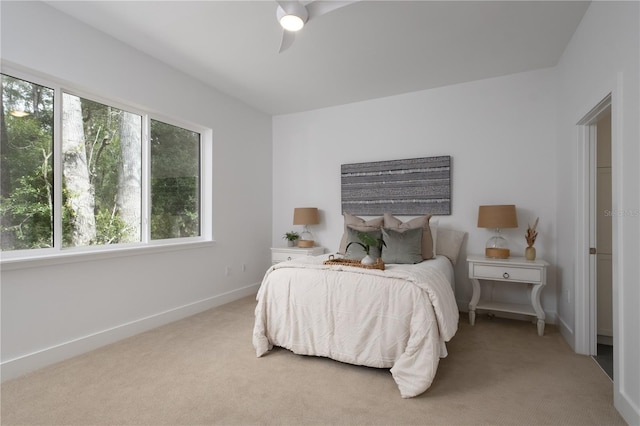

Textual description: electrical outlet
[225,266,231,276]
[242,264,246,272]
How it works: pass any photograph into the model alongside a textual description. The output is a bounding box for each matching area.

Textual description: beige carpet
[1,295,625,425]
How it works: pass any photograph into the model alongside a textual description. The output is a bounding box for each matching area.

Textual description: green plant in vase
[283,231,300,247]
[346,231,386,265]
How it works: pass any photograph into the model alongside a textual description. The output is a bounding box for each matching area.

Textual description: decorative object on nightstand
[477,204,518,259]
[525,217,539,260]
[283,231,300,247]
[293,207,319,247]
[467,255,549,336]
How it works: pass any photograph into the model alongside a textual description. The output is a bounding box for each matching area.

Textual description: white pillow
[430,218,439,255]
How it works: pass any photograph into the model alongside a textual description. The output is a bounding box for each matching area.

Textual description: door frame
[575,93,612,356]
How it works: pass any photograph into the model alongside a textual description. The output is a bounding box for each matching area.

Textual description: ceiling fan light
[280,14,304,31]
[9,110,30,118]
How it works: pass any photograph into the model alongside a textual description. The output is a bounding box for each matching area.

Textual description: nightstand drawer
[272,252,301,263]
[271,246,325,264]
[473,264,542,283]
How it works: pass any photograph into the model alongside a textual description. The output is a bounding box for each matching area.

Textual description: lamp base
[297,240,314,248]
[485,247,510,259]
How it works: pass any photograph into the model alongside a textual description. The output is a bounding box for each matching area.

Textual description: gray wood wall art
[341,156,451,216]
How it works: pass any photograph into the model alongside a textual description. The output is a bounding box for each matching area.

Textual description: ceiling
[44,1,590,115]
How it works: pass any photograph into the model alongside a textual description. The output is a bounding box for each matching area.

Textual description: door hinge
[589,247,597,255]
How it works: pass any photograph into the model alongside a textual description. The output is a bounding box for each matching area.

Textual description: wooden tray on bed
[323,255,385,270]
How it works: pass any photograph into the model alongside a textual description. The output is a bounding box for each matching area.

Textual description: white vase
[361,255,375,265]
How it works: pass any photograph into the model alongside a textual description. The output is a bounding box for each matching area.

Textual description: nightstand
[467,255,549,336]
[271,246,325,265]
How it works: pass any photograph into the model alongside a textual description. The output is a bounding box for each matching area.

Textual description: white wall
[555,1,639,423]
[273,68,559,318]
[0,1,272,380]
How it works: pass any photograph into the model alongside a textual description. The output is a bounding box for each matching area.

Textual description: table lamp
[477,204,518,258]
[293,207,319,248]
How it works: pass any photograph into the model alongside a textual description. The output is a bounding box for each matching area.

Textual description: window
[150,119,200,240]
[1,75,54,250]
[61,93,143,247]
[1,69,211,260]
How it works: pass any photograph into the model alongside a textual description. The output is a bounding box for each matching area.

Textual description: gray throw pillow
[338,213,384,254]
[381,227,423,264]
[345,227,382,260]
[383,213,434,260]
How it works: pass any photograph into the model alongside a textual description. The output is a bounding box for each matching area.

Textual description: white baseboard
[615,390,640,426]
[597,334,613,345]
[1,283,260,382]
[557,315,575,352]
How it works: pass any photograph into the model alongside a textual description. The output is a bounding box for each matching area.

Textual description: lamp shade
[293,207,319,225]
[478,205,517,259]
[477,205,518,229]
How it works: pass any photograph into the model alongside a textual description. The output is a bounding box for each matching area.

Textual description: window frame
[1,64,214,270]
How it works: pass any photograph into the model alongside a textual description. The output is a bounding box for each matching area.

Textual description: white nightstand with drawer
[271,246,325,265]
[467,255,549,336]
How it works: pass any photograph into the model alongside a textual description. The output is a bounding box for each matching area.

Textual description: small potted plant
[283,231,300,247]
[346,231,386,265]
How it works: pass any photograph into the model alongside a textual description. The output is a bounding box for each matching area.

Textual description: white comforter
[252,254,459,398]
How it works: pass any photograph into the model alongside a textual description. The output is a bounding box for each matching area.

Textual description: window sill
[0,240,216,271]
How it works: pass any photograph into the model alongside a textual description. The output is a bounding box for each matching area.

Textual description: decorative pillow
[436,228,466,266]
[383,213,434,260]
[344,227,382,260]
[338,213,384,254]
[381,227,424,264]
[429,218,439,255]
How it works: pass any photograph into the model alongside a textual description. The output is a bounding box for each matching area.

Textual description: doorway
[594,107,613,379]
[576,94,613,379]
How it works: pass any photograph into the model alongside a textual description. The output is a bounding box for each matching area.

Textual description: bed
[252,213,465,398]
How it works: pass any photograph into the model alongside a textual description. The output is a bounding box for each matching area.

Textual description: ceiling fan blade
[306,0,357,20]
[277,0,303,16]
[275,0,354,53]
[279,30,296,53]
